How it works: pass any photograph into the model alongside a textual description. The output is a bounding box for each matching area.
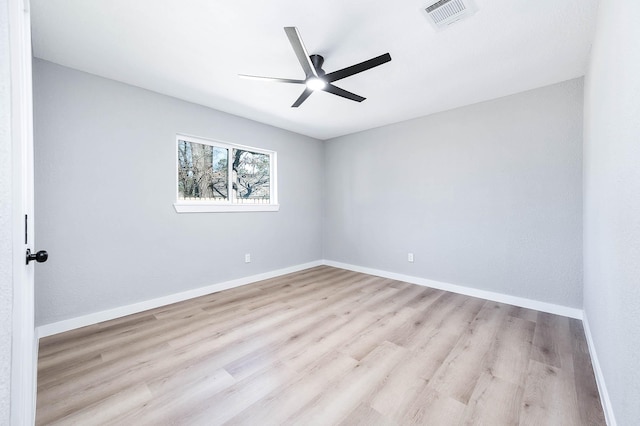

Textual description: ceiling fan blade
[292,88,313,108]
[238,74,305,84]
[325,53,391,83]
[323,84,366,102]
[284,27,318,79]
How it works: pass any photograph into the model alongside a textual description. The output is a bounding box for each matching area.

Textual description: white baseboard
[322,260,583,319]
[582,312,616,426]
[36,258,583,339]
[36,260,324,338]
[36,257,613,422]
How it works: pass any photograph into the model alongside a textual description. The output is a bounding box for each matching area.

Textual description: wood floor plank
[36,267,605,425]
[460,372,523,425]
[112,368,236,425]
[338,403,396,426]
[482,314,535,386]
[284,341,407,426]
[519,359,582,426]
[223,304,383,382]
[398,386,466,425]
[530,311,573,369]
[387,291,465,349]
[409,293,485,352]
[167,362,300,425]
[428,301,510,404]
[48,383,153,425]
[507,305,539,323]
[368,350,432,420]
[38,314,157,356]
[225,350,358,426]
[368,295,486,420]
[337,307,417,360]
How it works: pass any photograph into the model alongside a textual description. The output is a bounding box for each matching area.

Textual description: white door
[9,0,40,424]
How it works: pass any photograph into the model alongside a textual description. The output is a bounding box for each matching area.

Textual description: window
[174,134,278,212]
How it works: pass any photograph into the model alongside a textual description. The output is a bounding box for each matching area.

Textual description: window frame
[173,134,279,213]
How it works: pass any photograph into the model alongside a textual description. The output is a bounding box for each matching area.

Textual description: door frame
[9,0,37,424]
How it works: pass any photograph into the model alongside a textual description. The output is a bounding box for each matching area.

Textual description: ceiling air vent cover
[423,0,478,30]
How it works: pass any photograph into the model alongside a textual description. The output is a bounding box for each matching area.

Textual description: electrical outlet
[245,253,251,263]
[408,253,414,263]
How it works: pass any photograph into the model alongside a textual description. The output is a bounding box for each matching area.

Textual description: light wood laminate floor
[36,266,605,425]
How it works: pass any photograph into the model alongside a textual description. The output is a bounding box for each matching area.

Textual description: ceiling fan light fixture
[306,77,326,91]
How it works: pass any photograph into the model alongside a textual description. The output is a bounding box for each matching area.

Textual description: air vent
[423,0,477,30]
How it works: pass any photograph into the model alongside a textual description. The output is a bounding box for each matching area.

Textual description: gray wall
[33,59,324,326]
[583,0,640,424]
[0,0,13,421]
[324,79,584,308]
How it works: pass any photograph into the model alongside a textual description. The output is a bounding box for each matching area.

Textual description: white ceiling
[30,0,599,140]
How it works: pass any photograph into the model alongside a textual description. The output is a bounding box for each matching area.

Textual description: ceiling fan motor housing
[310,54,326,75]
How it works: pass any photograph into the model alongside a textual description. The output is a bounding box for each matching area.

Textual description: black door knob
[26,249,48,265]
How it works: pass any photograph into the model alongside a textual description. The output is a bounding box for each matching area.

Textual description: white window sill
[174,203,280,213]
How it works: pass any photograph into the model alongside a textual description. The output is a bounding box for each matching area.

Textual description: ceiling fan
[239,27,392,108]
